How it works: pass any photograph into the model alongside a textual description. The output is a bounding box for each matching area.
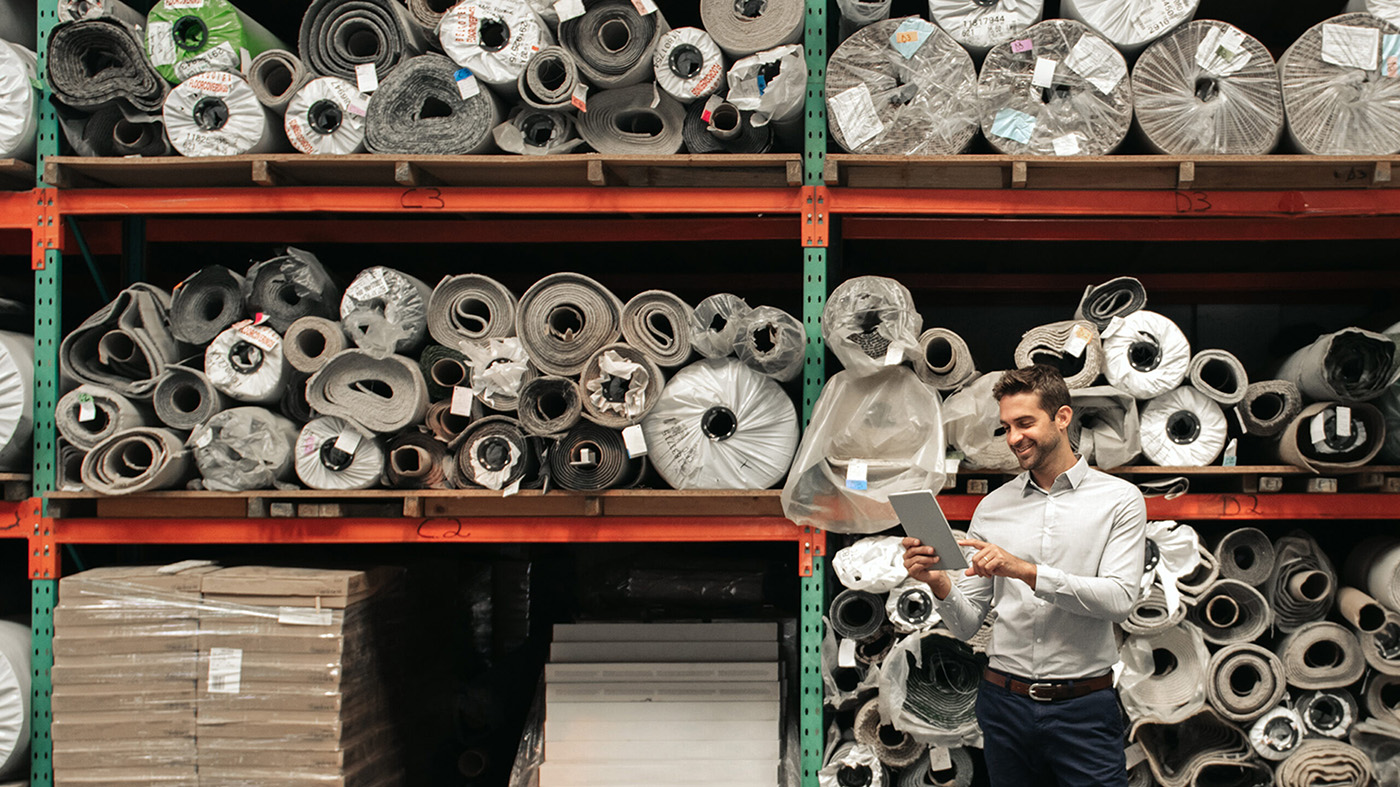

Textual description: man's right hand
[902,537,953,599]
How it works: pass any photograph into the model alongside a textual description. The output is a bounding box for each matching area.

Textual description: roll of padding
[1364,672,1400,724]
[700,0,802,59]
[1350,0,1400,24]
[248,49,311,114]
[1279,327,1400,403]
[691,293,752,359]
[1121,584,1185,635]
[1118,624,1210,724]
[559,0,670,88]
[978,19,1133,156]
[462,338,534,411]
[1345,537,1400,613]
[284,76,368,155]
[60,283,178,401]
[549,421,646,490]
[244,247,340,333]
[163,71,284,156]
[364,53,504,154]
[577,82,687,154]
[1358,610,1400,676]
[454,416,536,490]
[56,384,145,452]
[728,44,805,143]
[1013,320,1103,389]
[1338,586,1388,634]
[733,305,804,383]
[1215,527,1276,587]
[1266,531,1338,633]
[340,266,434,356]
[1177,543,1218,598]
[823,276,923,378]
[169,265,246,345]
[654,28,727,103]
[1276,741,1372,787]
[282,316,347,375]
[0,619,29,780]
[859,628,898,665]
[145,0,284,84]
[305,350,430,434]
[621,290,695,368]
[420,344,472,402]
[1060,0,1196,55]
[428,274,518,348]
[926,0,1042,56]
[386,429,453,489]
[516,272,624,377]
[518,46,583,110]
[280,372,313,424]
[1274,401,1384,472]
[915,328,977,392]
[1075,276,1147,330]
[298,0,428,82]
[204,322,291,405]
[1235,379,1303,438]
[943,372,1018,472]
[1248,706,1305,761]
[54,101,172,158]
[819,742,887,787]
[1069,385,1141,468]
[80,427,192,494]
[58,442,85,492]
[1279,14,1400,155]
[189,406,299,491]
[0,43,36,161]
[407,0,447,33]
[493,107,585,155]
[580,344,664,428]
[1274,621,1366,690]
[1206,644,1287,723]
[1297,690,1359,739]
[1188,578,1273,645]
[1131,21,1283,155]
[1102,310,1192,400]
[879,631,983,747]
[895,747,973,787]
[426,400,474,443]
[294,416,384,490]
[1187,350,1249,407]
[517,375,583,436]
[826,18,980,155]
[438,0,555,88]
[59,0,145,26]
[151,365,228,431]
[640,357,799,489]
[887,578,940,633]
[1140,386,1228,467]
[1130,708,1255,787]
[855,698,923,768]
[47,19,170,113]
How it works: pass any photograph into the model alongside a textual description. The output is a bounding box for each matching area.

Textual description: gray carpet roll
[54,102,172,158]
[880,631,983,746]
[60,283,179,401]
[1206,643,1287,723]
[1177,543,1219,598]
[47,19,169,113]
[1274,740,1372,787]
[305,350,430,434]
[58,0,145,26]
[428,274,519,349]
[1188,349,1249,407]
[518,46,584,111]
[298,0,429,82]
[294,416,384,490]
[576,82,687,154]
[243,247,340,333]
[1014,320,1103,389]
[57,384,147,452]
[1279,327,1400,403]
[896,747,973,787]
[406,0,447,33]
[1075,276,1147,330]
[622,290,695,368]
[701,0,802,59]
[454,415,536,490]
[204,322,291,405]
[1215,528,1276,587]
[282,316,348,374]
[364,53,504,154]
[386,429,453,489]
[691,293,752,359]
[1297,690,1359,739]
[734,305,804,383]
[340,266,434,356]
[1266,531,1338,633]
[915,328,976,392]
[170,266,246,346]
[854,697,923,768]
[1279,13,1400,155]
[1275,621,1366,690]
[152,365,229,431]
[831,589,886,640]
[517,375,583,437]
[80,427,192,495]
[420,344,472,402]
[1130,708,1254,787]
[1069,385,1141,468]
[822,276,923,378]
[1118,624,1210,724]
[248,49,312,114]
[516,273,624,377]
[559,0,670,88]
[681,98,773,153]
[58,441,85,492]
[580,344,664,428]
[858,626,896,665]
[1234,379,1303,438]
[1188,578,1273,645]
[1121,583,1186,635]
[1274,401,1384,472]
[189,406,300,491]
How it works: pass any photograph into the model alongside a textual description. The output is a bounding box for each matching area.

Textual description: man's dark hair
[993,365,1072,417]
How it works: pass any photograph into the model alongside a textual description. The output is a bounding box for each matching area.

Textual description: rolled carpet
[47,19,170,113]
[1187,349,1249,407]
[516,272,624,377]
[294,416,384,490]
[1247,706,1305,761]
[580,344,664,428]
[1068,385,1141,468]
[1364,672,1400,725]
[248,49,312,114]
[621,290,695,368]
[914,328,977,392]
[1101,310,1192,400]
[1265,531,1338,633]
[1344,536,1400,614]
[59,283,178,401]
[1296,690,1359,739]
[878,630,984,747]
[454,415,536,490]
[577,82,687,154]
[1117,624,1210,724]
[282,316,348,375]
[943,372,1019,472]
[364,53,504,154]
[822,275,923,378]
[340,266,434,356]
[926,0,1042,56]
[80,427,192,495]
[461,338,535,412]
[145,0,286,84]
[1075,276,1147,331]
[54,102,172,158]
[169,266,246,345]
[1234,379,1303,438]
[425,400,475,443]
[1357,609,1400,676]
[406,0,449,33]
[1274,740,1372,787]
[1279,13,1400,155]
[820,742,888,787]
[297,0,429,83]
[1130,708,1254,787]
[427,274,518,349]
[1273,621,1366,690]
[1205,643,1287,723]
[700,0,802,59]
[518,46,584,111]
[1188,578,1273,645]
[895,747,973,787]
[1273,401,1384,472]
[58,442,85,492]
[243,247,340,333]
[385,429,453,489]
[854,697,923,768]
[733,305,804,383]
[727,44,805,144]
[1121,583,1185,635]
[162,71,286,157]
[188,406,300,491]
[856,624,896,665]
[280,373,313,424]
[56,384,147,452]
[558,0,670,88]
[1214,527,1276,587]
[438,0,554,89]
[1059,0,1198,55]
[305,350,430,434]
[516,375,583,437]
[886,577,940,633]
[1139,386,1227,467]
[151,366,229,431]
[1176,543,1219,598]
[549,421,646,490]
[1013,320,1103,390]
[59,0,145,26]
[1278,327,1400,403]
[492,107,584,155]
[653,27,726,103]
[284,76,368,155]
[204,322,291,405]
[691,293,752,359]
[419,344,472,402]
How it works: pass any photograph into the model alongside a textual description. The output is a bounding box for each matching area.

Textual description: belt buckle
[1027,682,1057,702]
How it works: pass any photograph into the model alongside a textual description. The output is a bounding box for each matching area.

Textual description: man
[903,365,1146,787]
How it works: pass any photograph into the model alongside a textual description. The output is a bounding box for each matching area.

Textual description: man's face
[998,391,1069,473]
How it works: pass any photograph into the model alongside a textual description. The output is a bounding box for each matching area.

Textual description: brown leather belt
[983,668,1114,702]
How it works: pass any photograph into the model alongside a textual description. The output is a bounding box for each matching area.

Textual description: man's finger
[957,539,987,549]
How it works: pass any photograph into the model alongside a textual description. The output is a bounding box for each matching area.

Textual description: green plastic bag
[146,0,286,84]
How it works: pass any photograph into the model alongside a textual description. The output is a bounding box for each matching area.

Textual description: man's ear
[1055,404,1073,430]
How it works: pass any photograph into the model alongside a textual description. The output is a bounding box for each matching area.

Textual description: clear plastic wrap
[1060,0,1196,54]
[691,293,752,359]
[1069,385,1141,468]
[782,367,946,533]
[877,630,984,747]
[1117,623,1209,724]
[832,536,909,593]
[461,337,532,412]
[189,407,300,492]
[943,372,1019,472]
[1350,0,1400,25]
[727,44,806,141]
[822,276,923,377]
[492,107,584,155]
[580,344,664,428]
[826,17,980,154]
[1140,386,1228,467]
[1278,327,1400,403]
[438,0,554,88]
[927,0,1041,55]
[340,266,434,356]
[1279,13,1400,155]
[733,305,805,383]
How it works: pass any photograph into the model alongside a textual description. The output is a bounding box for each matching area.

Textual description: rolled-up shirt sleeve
[933,517,995,641]
[1031,486,1147,623]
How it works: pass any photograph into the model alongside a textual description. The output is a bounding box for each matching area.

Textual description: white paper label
[1223,438,1238,467]
[503,478,521,497]
[571,82,588,112]
[829,84,884,150]
[1032,57,1057,88]
[157,559,216,575]
[77,393,96,422]
[944,457,961,475]
[1195,26,1251,76]
[1336,406,1352,438]
[347,269,390,301]
[1063,322,1092,356]
[928,746,953,771]
[554,0,586,21]
[147,21,176,67]
[278,607,334,626]
[837,638,857,668]
[1124,742,1148,770]
[455,68,480,100]
[194,429,214,449]
[845,459,868,491]
[355,62,380,93]
[451,386,476,417]
[347,94,369,117]
[207,647,242,694]
[630,0,657,14]
[166,0,204,7]
[622,424,649,458]
[884,344,902,366]
[333,429,363,455]
[1321,24,1380,71]
[1052,133,1081,157]
[1310,412,1329,448]
[1065,34,1125,94]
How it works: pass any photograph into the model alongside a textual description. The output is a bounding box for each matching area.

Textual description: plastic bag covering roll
[622,290,694,368]
[439,0,555,88]
[897,747,973,787]
[1014,320,1103,389]
[1346,537,1400,614]
[1130,708,1254,787]
[1215,527,1276,587]
[518,46,583,110]
[1279,327,1400,403]
[640,357,799,489]
[1205,643,1287,723]
[1102,310,1191,400]
[386,429,452,489]
[879,630,985,748]
[145,0,284,84]
[420,344,471,401]
[0,331,32,464]
[493,107,584,155]
[978,19,1133,156]
[1117,624,1209,724]
[1274,621,1366,689]
[1248,706,1305,761]
[1266,531,1338,633]
[733,305,804,382]
[188,406,298,491]
[887,578,940,633]
[549,421,645,490]
[1235,379,1302,437]
[57,384,142,451]
[1061,0,1196,54]
[1188,578,1273,645]
[1075,276,1147,330]
[580,344,663,428]
[1280,14,1400,155]
[204,322,290,405]
[340,266,433,355]
[516,272,623,377]
[0,43,36,161]
[305,350,429,434]
[462,337,532,411]
[691,293,752,359]
[517,375,582,436]
[576,82,687,154]
[819,742,887,787]
[1187,349,1248,407]
[163,71,284,157]
[428,274,517,348]
[700,0,802,59]
[1351,0,1400,24]
[47,19,170,113]
[915,328,976,392]
[1069,386,1141,468]
[1298,690,1359,738]
[248,49,311,114]
[855,698,923,768]
[151,365,227,430]
[826,18,979,155]
[654,28,726,103]
[282,316,347,374]
[823,276,923,378]
[0,619,28,780]
[1140,386,1227,467]
[59,283,178,401]
[454,415,534,490]
[1131,21,1283,155]
[244,247,339,333]
[169,265,245,345]
[1276,741,1372,787]
[59,0,145,26]
[927,0,1041,55]
[294,416,384,490]
[830,588,887,640]
[80,426,192,494]
[943,372,1018,472]
[284,76,368,154]
[558,0,669,88]
[782,367,946,533]
[728,44,805,142]
[1274,401,1384,472]
[833,536,908,592]
[298,0,428,82]
[364,53,504,154]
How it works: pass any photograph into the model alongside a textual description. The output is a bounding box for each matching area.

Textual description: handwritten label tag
[278,607,333,626]
[845,459,868,491]
[355,62,379,93]
[622,424,648,458]
[1011,38,1032,53]
[451,386,476,416]
[889,18,935,59]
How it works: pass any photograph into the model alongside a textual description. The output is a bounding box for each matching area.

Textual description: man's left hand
[958,538,1037,589]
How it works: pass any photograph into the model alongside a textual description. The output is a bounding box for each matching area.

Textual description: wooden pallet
[0,159,33,190]
[0,473,29,501]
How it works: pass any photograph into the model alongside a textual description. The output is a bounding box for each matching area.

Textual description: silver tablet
[889,490,969,572]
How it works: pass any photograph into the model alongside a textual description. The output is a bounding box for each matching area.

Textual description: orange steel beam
[842,216,1400,241]
[938,494,1400,521]
[826,188,1400,218]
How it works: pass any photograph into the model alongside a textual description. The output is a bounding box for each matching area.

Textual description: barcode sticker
[278,607,334,626]
[846,460,868,491]
[451,386,476,416]
[207,647,242,694]
[355,62,379,93]
[622,424,648,458]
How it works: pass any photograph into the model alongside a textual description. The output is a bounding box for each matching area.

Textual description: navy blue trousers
[975,677,1129,787]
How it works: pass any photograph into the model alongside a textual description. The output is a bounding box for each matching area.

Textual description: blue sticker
[757,73,767,96]
[1385,34,1400,59]
[454,68,473,81]
[991,108,1036,145]
[890,18,936,59]
[845,479,868,491]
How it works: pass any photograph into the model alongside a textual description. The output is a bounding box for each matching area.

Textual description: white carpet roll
[1279,13,1400,155]
[1140,386,1227,467]
[927,0,1041,55]
[1060,0,1197,55]
[1102,310,1191,400]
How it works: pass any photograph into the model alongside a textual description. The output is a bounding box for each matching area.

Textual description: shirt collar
[1019,455,1088,495]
